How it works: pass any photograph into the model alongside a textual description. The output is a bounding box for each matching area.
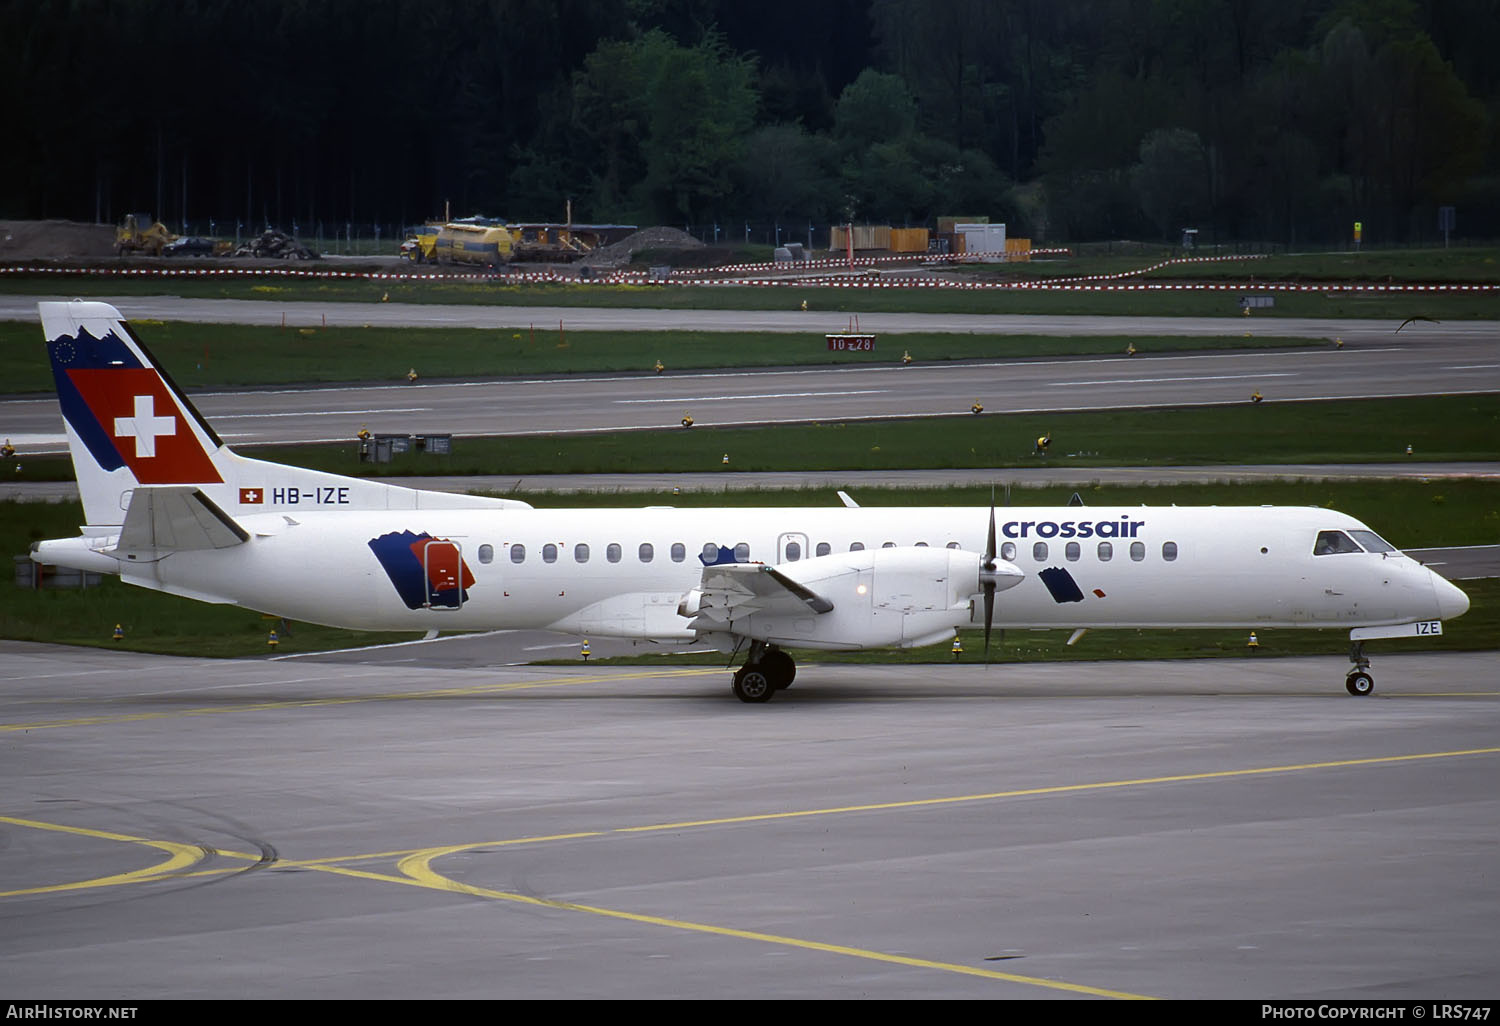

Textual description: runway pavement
[5,335,1499,451]
[2,643,1496,1000]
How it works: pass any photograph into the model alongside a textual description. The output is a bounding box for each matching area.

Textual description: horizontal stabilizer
[115,487,249,558]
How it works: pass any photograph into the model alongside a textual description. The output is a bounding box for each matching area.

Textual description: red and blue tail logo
[48,324,221,485]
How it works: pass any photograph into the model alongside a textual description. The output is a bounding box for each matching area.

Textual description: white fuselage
[97,503,1465,642]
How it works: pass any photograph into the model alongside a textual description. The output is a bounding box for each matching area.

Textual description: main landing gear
[731,642,796,703]
[1345,641,1375,696]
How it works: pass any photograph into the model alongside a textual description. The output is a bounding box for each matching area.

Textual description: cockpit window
[1314,530,1363,555]
[1349,529,1398,554]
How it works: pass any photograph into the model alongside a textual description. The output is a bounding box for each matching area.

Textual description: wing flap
[689,562,835,631]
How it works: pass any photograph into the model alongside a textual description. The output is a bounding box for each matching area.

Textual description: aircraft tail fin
[39,301,530,526]
[41,301,226,527]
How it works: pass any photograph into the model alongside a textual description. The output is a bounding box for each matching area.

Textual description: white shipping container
[955,222,1007,255]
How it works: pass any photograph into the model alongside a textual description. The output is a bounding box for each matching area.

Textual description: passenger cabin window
[639,543,654,563]
[1032,542,1047,561]
[1314,530,1363,556]
[946,541,960,550]
[734,542,750,562]
[575,543,590,563]
[1001,542,1016,561]
[785,541,802,561]
[542,543,558,563]
[1130,541,1145,561]
[816,542,831,557]
[702,542,718,562]
[1162,541,1178,562]
[850,542,865,551]
[671,542,686,563]
[478,544,494,564]
[915,541,928,547]
[882,541,896,549]
[1065,541,1080,561]
[607,543,622,563]
[1349,529,1397,554]
[1098,541,1112,561]
[510,544,525,564]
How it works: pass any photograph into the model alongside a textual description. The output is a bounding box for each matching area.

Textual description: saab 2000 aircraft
[31,301,1469,702]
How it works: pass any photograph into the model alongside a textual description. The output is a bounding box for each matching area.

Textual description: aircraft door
[777,532,809,564]
[421,539,471,609]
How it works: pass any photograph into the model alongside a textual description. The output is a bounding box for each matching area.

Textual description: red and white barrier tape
[2,259,1495,293]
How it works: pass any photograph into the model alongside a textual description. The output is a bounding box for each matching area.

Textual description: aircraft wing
[687,562,835,632]
[114,486,249,559]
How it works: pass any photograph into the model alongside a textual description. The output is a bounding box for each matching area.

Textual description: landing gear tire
[732,665,775,703]
[761,649,796,690]
[1346,671,1375,697]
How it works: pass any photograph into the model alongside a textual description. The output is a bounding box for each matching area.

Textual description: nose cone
[1433,572,1470,621]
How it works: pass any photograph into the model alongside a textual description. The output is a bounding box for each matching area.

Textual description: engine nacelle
[715,546,1023,651]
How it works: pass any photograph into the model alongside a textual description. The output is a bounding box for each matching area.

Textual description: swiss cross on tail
[64,368,221,484]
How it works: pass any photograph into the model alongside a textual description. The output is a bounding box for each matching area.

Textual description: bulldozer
[399,223,443,263]
[115,214,177,257]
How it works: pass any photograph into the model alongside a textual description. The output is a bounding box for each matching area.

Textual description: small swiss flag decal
[240,488,264,504]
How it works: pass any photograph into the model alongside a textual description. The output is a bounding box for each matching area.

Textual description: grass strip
[239,394,1500,477]
[0,318,1322,395]
[8,394,1497,484]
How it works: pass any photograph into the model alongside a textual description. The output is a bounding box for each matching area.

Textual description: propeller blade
[983,493,997,659]
[983,580,995,657]
[985,494,997,568]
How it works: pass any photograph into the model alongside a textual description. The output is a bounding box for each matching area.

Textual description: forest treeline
[3,0,1496,245]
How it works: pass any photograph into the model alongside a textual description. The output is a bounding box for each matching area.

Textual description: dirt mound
[0,220,117,261]
[582,226,704,268]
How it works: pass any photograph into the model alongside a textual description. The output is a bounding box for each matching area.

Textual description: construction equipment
[398,223,442,263]
[508,222,609,262]
[414,216,635,266]
[115,214,177,256]
[433,219,514,267]
[232,228,316,260]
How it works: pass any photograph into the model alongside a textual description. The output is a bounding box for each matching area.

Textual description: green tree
[1131,128,1212,239]
[639,32,758,221]
[550,29,756,222]
[1313,15,1488,238]
[733,123,840,221]
[1036,71,1170,239]
[833,69,918,148]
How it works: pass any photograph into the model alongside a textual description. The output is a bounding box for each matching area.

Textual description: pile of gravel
[0,220,116,261]
[582,226,703,268]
